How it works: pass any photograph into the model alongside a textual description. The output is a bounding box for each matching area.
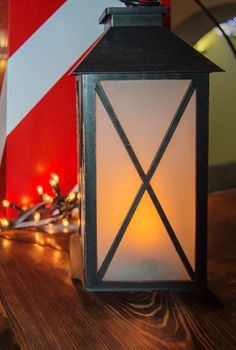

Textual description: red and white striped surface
[0,0,170,217]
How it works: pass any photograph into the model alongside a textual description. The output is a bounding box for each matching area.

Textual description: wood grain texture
[0,190,235,350]
[0,301,20,350]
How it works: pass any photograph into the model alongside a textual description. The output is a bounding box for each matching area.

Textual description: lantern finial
[119,0,160,7]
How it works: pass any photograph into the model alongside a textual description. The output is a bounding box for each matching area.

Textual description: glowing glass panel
[96,79,195,281]
[101,80,190,172]
[104,192,190,281]
[151,93,196,269]
[96,93,141,269]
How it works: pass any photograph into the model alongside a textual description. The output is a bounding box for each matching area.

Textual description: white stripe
[71,184,79,192]
[6,0,121,135]
[0,69,7,163]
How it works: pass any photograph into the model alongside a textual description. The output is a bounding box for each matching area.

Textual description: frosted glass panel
[103,192,189,281]
[151,93,196,269]
[101,80,191,172]
[96,79,195,281]
[96,94,141,269]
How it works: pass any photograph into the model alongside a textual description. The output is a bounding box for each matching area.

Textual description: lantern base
[73,278,207,293]
[70,233,207,293]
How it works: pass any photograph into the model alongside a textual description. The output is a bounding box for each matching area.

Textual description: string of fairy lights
[0,173,80,234]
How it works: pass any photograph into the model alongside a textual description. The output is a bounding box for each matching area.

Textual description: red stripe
[0,145,7,217]
[6,74,77,213]
[8,0,66,56]
[2,23,105,218]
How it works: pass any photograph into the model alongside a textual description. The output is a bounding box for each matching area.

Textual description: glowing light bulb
[43,194,53,204]
[34,212,41,222]
[67,192,76,201]
[77,192,81,200]
[62,218,69,227]
[0,218,9,227]
[50,179,56,187]
[2,200,10,208]
[51,173,59,184]
[71,208,79,219]
[37,186,43,195]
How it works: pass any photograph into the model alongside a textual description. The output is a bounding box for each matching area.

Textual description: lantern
[70,1,222,292]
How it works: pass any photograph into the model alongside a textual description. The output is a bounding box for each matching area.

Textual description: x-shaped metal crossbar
[95,80,196,281]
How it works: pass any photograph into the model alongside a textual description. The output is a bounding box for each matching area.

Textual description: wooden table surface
[0,190,235,350]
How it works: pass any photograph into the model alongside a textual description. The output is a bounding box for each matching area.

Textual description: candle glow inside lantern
[70,3,221,292]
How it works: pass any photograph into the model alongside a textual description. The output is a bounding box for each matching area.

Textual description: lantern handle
[119,0,160,7]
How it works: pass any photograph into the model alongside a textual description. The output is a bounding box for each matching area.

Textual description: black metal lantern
[70,2,221,292]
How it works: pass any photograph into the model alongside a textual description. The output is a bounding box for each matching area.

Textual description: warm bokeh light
[2,239,11,249]
[21,196,31,208]
[63,228,69,234]
[2,200,10,208]
[33,212,41,222]
[51,173,59,184]
[47,228,56,235]
[0,58,7,72]
[46,223,56,235]
[43,194,53,204]
[34,233,45,246]
[35,233,40,243]
[52,250,62,264]
[71,208,79,219]
[0,172,80,235]
[0,218,9,227]
[0,29,8,48]
[46,238,52,245]
[67,191,76,201]
[62,218,69,227]
[37,186,43,195]
[49,179,56,187]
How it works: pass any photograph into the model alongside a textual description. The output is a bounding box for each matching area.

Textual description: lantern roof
[72,7,222,75]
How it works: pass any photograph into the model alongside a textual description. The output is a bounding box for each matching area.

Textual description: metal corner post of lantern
[70,0,222,292]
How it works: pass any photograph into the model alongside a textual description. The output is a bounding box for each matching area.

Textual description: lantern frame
[75,71,209,292]
[72,5,222,292]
